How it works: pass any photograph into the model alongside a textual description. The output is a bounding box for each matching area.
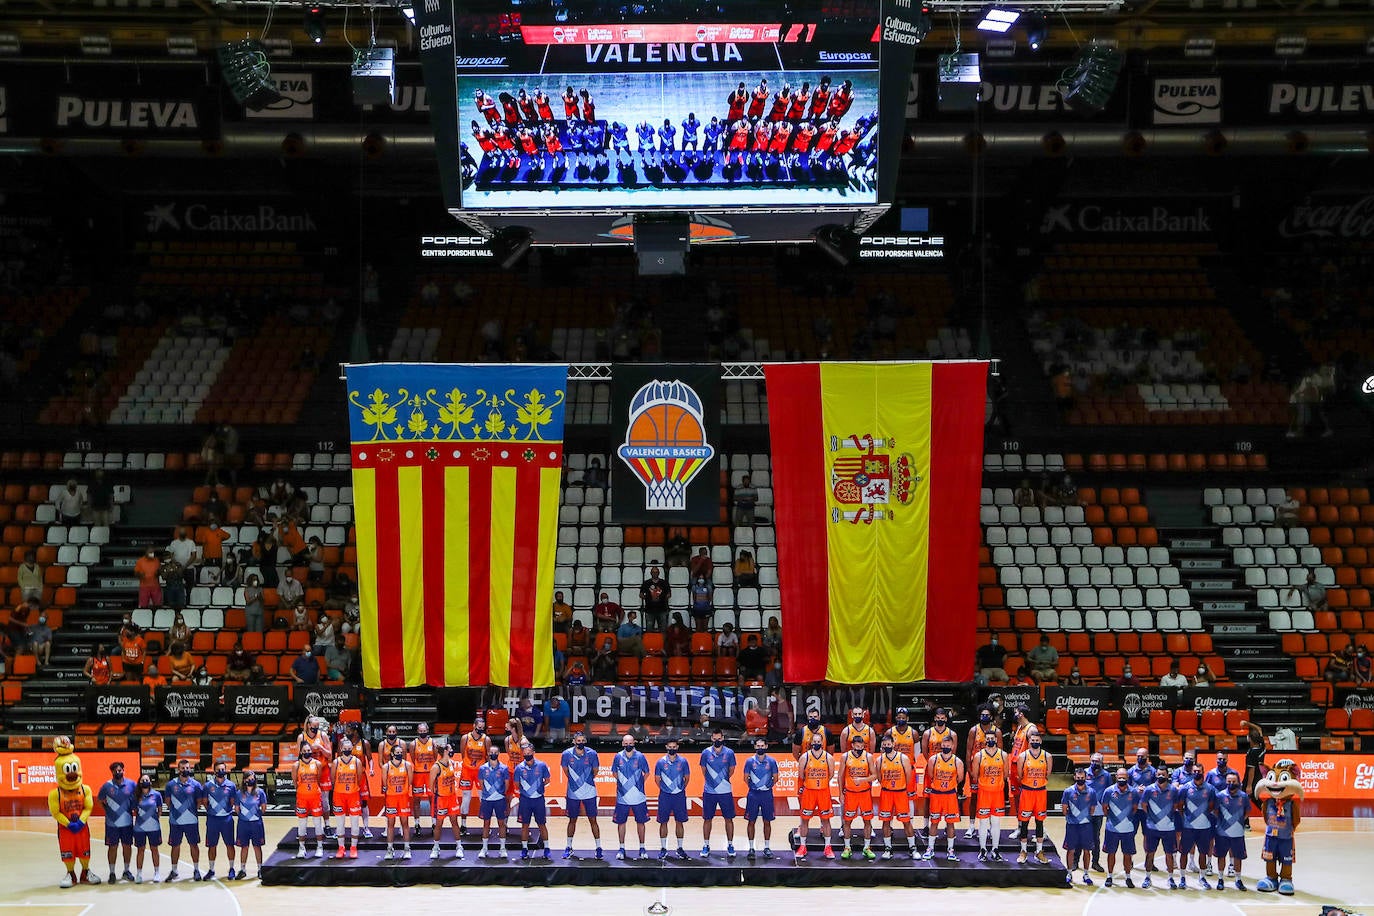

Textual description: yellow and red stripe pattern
[763,362,987,684]
[346,363,567,688]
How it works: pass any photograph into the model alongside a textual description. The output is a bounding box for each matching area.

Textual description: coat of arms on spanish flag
[763,362,987,684]
[345,362,569,689]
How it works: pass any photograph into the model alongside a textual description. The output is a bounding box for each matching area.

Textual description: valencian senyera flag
[345,363,568,689]
[763,362,987,684]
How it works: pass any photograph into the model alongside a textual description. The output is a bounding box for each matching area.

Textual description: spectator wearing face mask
[1192,663,1215,687]
[1114,664,1142,688]
[1355,644,1371,685]
[976,635,1008,683]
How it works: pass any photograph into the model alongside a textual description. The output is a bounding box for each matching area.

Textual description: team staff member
[132,775,163,884]
[743,738,779,859]
[97,760,137,884]
[970,731,1008,861]
[561,730,603,860]
[333,738,365,859]
[459,717,493,837]
[1085,752,1112,872]
[1139,770,1180,889]
[1015,735,1052,864]
[796,731,836,859]
[1101,768,1138,888]
[965,706,1001,838]
[410,723,439,838]
[234,771,268,880]
[1062,766,1096,886]
[203,763,238,880]
[1214,774,1250,890]
[1179,764,1217,889]
[428,740,460,859]
[699,727,736,858]
[294,745,326,859]
[923,737,963,861]
[514,739,552,860]
[838,735,876,860]
[792,710,828,759]
[478,747,511,859]
[612,734,651,861]
[654,739,691,859]
[875,734,916,859]
[381,742,414,859]
[1125,746,1157,838]
[165,759,204,882]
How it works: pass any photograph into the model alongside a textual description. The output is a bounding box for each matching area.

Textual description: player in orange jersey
[343,721,374,839]
[965,705,1003,838]
[970,730,1010,861]
[838,734,877,860]
[795,732,836,859]
[875,734,916,859]
[293,744,326,859]
[429,740,461,860]
[792,710,829,759]
[839,707,877,753]
[297,717,334,840]
[1008,704,1038,811]
[409,723,438,838]
[921,707,956,759]
[504,718,526,828]
[1014,733,1052,864]
[331,738,364,858]
[459,716,493,836]
[924,736,965,860]
[886,707,926,832]
[381,741,414,859]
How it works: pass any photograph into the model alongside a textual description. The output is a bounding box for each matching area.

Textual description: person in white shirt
[278,576,305,610]
[166,528,198,568]
[1159,661,1189,688]
[55,480,87,524]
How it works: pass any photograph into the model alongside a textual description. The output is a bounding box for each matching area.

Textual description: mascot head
[52,736,84,791]
[1256,757,1304,802]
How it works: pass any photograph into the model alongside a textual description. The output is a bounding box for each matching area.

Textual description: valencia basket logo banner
[611,365,720,524]
[763,362,986,683]
[345,362,569,688]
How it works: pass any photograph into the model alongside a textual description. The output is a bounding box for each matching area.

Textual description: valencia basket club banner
[611,365,719,524]
[764,362,987,683]
[345,362,569,688]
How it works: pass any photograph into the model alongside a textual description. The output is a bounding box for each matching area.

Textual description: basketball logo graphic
[617,379,715,511]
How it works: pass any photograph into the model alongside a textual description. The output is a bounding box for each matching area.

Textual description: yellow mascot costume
[1253,757,1303,895]
[48,736,100,887]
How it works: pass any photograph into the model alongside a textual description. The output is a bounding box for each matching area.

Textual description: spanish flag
[763,362,986,684]
[345,363,568,688]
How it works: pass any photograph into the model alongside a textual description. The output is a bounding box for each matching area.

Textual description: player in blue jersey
[513,739,552,860]
[1139,770,1180,888]
[1213,773,1250,890]
[1172,751,1196,786]
[1205,751,1241,878]
[1178,764,1218,889]
[234,770,268,880]
[478,748,511,859]
[1100,768,1138,888]
[560,730,602,860]
[611,734,650,860]
[1126,747,1157,833]
[703,117,723,155]
[1085,752,1111,872]
[655,739,691,859]
[743,738,779,860]
[699,727,737,858]
[165,759,204,882]
[131,775,163,884]
[1061,765,1096,886]
[681,114,701,151]
[657,119,677,154]
[97,760,137,884]
[1257,776,1299,895]
[202,762,238,880]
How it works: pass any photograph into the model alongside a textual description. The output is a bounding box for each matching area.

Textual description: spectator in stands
[689,575,715,631]
[225,639,253,682]
[16,551,42,603]
[289,602,310,633]
[1061,666,1086,687]
[1055,474,1079,507]
[593,591,623,633]
[763,616,782,656]
[738,634,767,681]
[263,477,294,508]
[246,664,270,686]
[324,635,353,682]
[278,574,305,613]
[203,490,228,524]
[54,479,86,525]
[1114,663,1142,688]
[1355,644,1371,685]
[87,470,113,527]
[665,527,691,569]
[161,556,187,611]
[27,612,52,668]
[640,567,669,631]
[545,697,569,743]
[592,635,618,680]
[1192,663,1215,687]
[135,546,162,609]
[119,625,147,681]
[716,622,739,658]
[167,641,197,683]
[1035,473,1056,509]
[290,645,320,686]
[1287,570,1328,611]
[666,613,692,657]
[1276,493,1301,527]
[305,537,325,584]
[191,665,212,687]
[199,520,229,569]
[518,697,543,739]
[244,575,266,634]
[1051,366,1073,417]
[617,610,645,659]
[1324,644,1356,685]
[313,614,336,654]
[165,611,190,649]
[734,549,758,588]
[764,658,783,691]
[733,475,758,527]
[1287,365,1335,439]
[141,659,167,689]
[1159,660,1188,688]
[167,527,198,579]
[1009,664,1035,686]
[552,591,573,635]
[219,554,242,590]
[5,598,33,653]
[200,430,224,487]
[689,547,713,581]
[582,457,607,489]
[254,533,280,590]
[975,634,1008,683]
[1026,635,1059,683]
[1013,480,1037,508]
[568,619,591,654]
[563,656,588,685]
[338,590,359,632]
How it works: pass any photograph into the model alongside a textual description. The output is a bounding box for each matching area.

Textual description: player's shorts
[928,792,960,824]
[105,824,134,846]
[169,822,201,846]
[878,790,912,822]
[799,788,833,818]
[976,789,1006,818]
[133,829,162,849]
[296,791,324,819]
[1214,835,1247,860]
[205,816,235,848]
[1180,827,1213,855]
[335,792,362,817]
[1017,788,1049,821]
[359,777,370,800]
[519,797,547,826]
[842,789,874,819]
[701,792,734,820]
[433,794,456,818]
[744,792,774,822]
[237,820,266,847]
[566,797,599,819]
[1102,830,1136,856]
[383,795,412,818]
[479,798,509,821]
[58,826,92,861]
[1143,828,1176,855]
[1063,822,1094,851]
[411,780,430,799]
[656,793,688,824]
[613,801,649,824]
[1261,835,1293,865]
[459,765,479,791]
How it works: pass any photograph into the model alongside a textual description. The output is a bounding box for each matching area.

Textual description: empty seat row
[996,565,1175,588]
[983,454,1066,473]
[1007,585,1193,611]
[1220,526,1310,547]
[990,544,1176,570]
[1034,607,1203,633]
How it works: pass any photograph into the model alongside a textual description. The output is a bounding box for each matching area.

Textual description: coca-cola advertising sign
[1278,195,1374,241]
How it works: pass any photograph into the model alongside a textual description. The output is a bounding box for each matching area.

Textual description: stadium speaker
[813,224,856,268]
[217,39,284,112]
[352,47,397,106]
[633,214,690,276]
[494,227,534,270]
[1060,41,1122,116]
[936,53,982,113]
